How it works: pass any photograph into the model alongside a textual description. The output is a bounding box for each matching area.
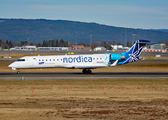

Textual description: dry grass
[0,79,168,120]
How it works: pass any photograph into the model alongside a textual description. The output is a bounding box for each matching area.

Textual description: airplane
[8,40,153,74]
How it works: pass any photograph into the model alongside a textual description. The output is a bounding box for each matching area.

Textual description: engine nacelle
[109,53,126,60]
[121,52,127,57]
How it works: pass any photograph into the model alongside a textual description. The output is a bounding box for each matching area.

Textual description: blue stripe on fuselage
[39,62,44,65]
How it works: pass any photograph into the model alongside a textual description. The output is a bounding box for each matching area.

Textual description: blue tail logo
[124,40,144,63]
[118,40,154,65]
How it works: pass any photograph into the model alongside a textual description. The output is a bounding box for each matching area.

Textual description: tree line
[0,39,69,49]
[1,39,167,50]
[38,39,68,47]
[0,39,123,49]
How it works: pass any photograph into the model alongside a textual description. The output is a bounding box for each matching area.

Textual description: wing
[64,65,107,69]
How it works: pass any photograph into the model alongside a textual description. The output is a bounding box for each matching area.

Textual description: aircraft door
[109,54,111,61]
[29,58,34,66]
[104,54,110,65]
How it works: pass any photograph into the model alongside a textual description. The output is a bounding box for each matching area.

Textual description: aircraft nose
[8,63,16,70]
[8,62,16,68]
[8,63,12,68]
[8,63,14,68]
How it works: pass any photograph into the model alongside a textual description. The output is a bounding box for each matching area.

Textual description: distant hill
[149,29,168,32]
[0,18,168,44]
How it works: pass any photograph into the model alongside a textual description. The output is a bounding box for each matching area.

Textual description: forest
[0,18,168,45]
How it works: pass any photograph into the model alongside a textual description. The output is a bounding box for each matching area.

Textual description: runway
[1,72,168,80]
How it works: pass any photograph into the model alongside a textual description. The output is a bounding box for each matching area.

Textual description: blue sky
[0,0,168,29]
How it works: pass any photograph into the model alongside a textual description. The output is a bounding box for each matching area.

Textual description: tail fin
[120,40,154,64]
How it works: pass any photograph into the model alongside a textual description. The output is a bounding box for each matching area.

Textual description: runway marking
[101,85,105,96]
[32,86,34,97]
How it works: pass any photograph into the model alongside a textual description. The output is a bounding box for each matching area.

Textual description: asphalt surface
[1,72,168,80]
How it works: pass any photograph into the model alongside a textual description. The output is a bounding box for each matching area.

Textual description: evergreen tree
[42,40,48,47]
[37,43,42,47]
[8,41,14,48]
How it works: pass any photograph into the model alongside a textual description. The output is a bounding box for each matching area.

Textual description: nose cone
[8,63,13,68]
[8,63,16,70]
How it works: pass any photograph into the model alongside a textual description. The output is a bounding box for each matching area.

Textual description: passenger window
[50,59,51,61]
[46,59,47,61]
[42,59,44,61]
[39,59,41,61]
[53,59,55,61]
[57,59,59,61]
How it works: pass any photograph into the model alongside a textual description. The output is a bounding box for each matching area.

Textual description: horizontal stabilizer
[138,40,155,45]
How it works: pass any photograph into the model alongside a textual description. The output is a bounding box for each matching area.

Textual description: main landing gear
[82,69,92,74]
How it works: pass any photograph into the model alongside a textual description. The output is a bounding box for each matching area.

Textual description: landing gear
[88,69,92,74]
[82,69,92,74]
[17,69,20,74]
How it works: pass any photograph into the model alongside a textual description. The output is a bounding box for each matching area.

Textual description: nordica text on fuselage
[63,56,92,63]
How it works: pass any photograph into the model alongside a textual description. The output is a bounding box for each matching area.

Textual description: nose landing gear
[82,69,92,74]
[17,69,20,74]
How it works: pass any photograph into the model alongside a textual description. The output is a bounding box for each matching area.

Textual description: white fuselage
[9,54,110,70]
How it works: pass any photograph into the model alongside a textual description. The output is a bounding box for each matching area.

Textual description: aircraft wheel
[88,69,92,74]
[82,69,92,74]
[17,69,20,74]
[82,69,87,74]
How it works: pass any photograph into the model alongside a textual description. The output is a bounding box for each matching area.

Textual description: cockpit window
[17,59,25,61]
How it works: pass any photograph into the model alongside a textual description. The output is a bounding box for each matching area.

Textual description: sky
[0,0,168,29]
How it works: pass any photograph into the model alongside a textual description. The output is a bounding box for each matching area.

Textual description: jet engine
[109,53,126,60]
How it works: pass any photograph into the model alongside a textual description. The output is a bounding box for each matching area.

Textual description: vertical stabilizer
[117,40,154,65]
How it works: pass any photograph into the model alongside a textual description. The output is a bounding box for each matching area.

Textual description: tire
[88,70,92,74]
[82,69,87,74]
